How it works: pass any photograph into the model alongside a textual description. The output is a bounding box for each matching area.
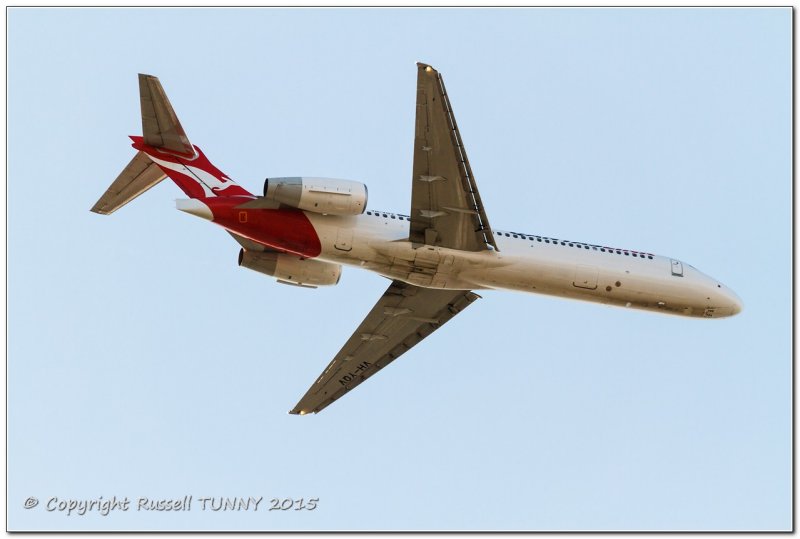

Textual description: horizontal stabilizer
[90,151,166,215]
[139,73,195,157]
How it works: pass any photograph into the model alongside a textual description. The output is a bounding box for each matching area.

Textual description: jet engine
[263,177,367,216]
[238,249,342,288]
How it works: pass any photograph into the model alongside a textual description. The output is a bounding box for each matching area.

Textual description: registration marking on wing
[339,361,372,387]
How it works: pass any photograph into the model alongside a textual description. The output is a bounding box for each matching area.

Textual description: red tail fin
[131,136,252,198]
[91,74,253,215]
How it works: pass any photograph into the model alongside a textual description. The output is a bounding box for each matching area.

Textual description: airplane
[91,63,743,415]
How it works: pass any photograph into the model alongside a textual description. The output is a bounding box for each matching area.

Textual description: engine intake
[238,249,342,288]
[263,177,367,216]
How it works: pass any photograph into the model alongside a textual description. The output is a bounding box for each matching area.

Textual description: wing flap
[290,280,480,414]
[90,150,166,215]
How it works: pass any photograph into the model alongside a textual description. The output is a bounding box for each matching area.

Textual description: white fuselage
[305,210,742,319]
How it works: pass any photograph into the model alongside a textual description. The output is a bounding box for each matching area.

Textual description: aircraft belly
[462,248,671,310]
[317,235,490,290]
[303,215,472,289]
[372,243,478,290]
[310,215,405,265]
[304,216,722,318]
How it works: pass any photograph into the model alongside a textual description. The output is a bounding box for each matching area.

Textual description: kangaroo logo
[186,165,234,194]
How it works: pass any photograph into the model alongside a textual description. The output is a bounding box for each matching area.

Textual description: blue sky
[7,7,791,531]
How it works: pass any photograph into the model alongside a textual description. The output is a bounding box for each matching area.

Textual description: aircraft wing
[290,280,480,415]
[409,63,498,252]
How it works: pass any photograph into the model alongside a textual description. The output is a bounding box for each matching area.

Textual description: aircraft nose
[728,289,744,316]
[717,285,743,317]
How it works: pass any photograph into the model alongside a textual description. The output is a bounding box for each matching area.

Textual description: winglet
[138,74,196,158]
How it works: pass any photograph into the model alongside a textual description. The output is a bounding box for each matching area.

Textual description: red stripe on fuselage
[200,197,321,258]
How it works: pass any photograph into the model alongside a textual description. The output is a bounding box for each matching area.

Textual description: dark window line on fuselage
[494,230,655,260]
[365,210,410,221]
[362,212,654,260]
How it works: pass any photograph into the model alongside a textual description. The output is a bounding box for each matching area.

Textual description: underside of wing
[290,280,480,415]
[410,63,498,252]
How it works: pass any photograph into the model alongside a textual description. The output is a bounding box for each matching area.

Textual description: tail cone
[176,199,213,221]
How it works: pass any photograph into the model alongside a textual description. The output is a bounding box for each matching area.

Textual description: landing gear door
[670,259,684,277]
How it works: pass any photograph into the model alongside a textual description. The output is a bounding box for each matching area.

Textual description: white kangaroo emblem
[186,165,233,194]
[148,153,235,197]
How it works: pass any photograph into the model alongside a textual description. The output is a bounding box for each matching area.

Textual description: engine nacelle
[238,249,342,288]
[263,177,367,216]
